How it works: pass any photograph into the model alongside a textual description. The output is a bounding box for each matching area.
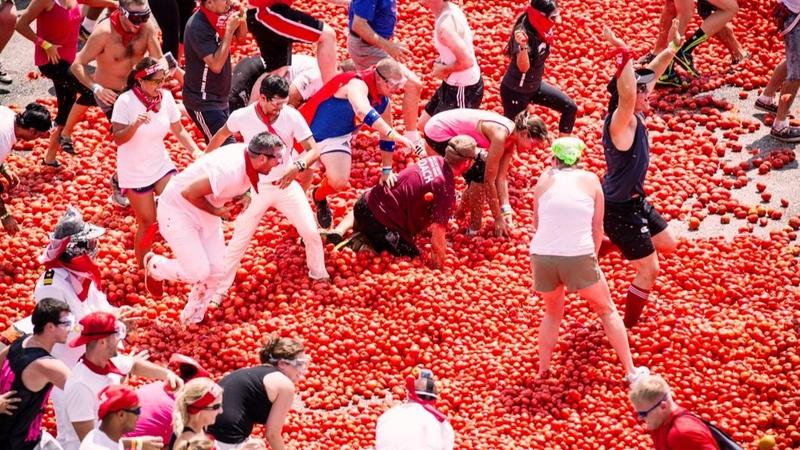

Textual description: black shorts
[423,78,484,117]
[247,4,324,72]
[229,56,268,112]
[604,197,668,261]
[75,89,119,120]
[353,194,420,257]
[425,136,450,156]
[697,0,715,19]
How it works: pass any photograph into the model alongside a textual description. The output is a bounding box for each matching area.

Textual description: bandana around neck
[199,5,230,38]
[132,85,162,113]
[81,355,124,375]
[525,6,555,45]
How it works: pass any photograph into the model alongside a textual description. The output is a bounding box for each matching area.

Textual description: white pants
[150,200,226,305]
[217,181,328,296]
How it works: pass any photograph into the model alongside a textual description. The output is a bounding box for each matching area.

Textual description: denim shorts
[786,12,800,80]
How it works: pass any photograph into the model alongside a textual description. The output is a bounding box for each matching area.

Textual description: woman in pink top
[15,0,115,167]
[424,108,548,237]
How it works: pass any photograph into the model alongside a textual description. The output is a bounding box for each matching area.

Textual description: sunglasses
[636,393,668,420]
[376,68,406,90]
[202,403,223,411]
[267,97,288,107]
[121,7,151,25]
[124,407,142,416]
[115,321,128,341]
[57,315,76,329]
[144,77,166,85]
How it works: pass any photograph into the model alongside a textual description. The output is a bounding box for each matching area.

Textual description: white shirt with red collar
[79,428,122,450]
[0,106,17,165]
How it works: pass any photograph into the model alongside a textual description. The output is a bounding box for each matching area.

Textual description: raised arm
[432,19,475,79]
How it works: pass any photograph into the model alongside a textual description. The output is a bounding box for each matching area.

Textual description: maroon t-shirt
[366,156,456,240]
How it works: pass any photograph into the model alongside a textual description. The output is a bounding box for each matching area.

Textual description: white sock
[759,95,776,105]
[773,119,788,131]
[404,130,421,142]
[82,18,97,32]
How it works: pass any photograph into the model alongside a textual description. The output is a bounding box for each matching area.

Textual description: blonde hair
[444,135,478,165]
[258,336,304,364]
[172,378,220,436]
[629,374,670,405]
[175,435,215,450]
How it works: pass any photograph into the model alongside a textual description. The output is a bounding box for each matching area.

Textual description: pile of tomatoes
[1,0,799,447]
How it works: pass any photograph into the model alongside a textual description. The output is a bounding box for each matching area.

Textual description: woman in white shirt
[112,57,201,268]
[529,137,645,384]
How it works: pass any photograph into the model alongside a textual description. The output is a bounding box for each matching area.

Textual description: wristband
[92,83,103,95]
[379,139,396,152]
[381,166,392,175]
[668,41,680,54]
[41,40,53,50]
[363,108,381,126]
[386,128,397,140]
[607,47,634,79]
[294,159,307,172]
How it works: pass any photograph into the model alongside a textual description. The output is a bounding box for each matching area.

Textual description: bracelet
[92,83,102,95]
[386,128,397,140]
[378,139,396,152]
[294,160,307,172]
[668,41,680,54]
[134,438,143,450]
[381,166,392,175]
[0,213,10,221]
[41,40,53,50]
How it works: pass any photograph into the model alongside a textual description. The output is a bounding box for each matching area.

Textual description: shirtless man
[66,0,162,207]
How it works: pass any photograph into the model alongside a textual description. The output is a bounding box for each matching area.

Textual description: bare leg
[332,208,355,236]
[316,24,338,83]
[713,24,746,60]
[400,66,422,136]
[776,80,800,123]
[700,0,738,37]
[44,126,63,165]
[536,283,566,376]
[0,3,16,58]
[127,190,158,268]
[764,60,788,98]
[579,274,636,375]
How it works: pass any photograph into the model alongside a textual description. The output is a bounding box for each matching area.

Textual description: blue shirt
[348,0,397,40]
[310,95,389,141]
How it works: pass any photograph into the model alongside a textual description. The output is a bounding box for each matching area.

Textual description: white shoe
[625,366,651,386]
[180,285,209,325]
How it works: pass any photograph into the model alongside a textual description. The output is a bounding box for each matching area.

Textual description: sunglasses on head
[121,7,151,25]
[376,68,406,90]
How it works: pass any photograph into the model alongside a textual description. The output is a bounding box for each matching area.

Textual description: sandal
[58,136,76,155]
[41,158,62,168]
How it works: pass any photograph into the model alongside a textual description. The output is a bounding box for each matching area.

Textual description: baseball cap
[551,136,586,165]
[169,353,211,382]
[53,206,106,241]
[69,311,119,348]
[97,384,139,419]
[607,68,657,113]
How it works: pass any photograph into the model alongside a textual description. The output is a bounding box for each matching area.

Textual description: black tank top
[500,20,549,93]
[601,113,650,202]
[0,336,54,450]
[207,365,276,444]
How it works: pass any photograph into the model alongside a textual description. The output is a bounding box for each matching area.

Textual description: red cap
[97,384,139,419]
[69,312,117,348]
[169,353,211,381]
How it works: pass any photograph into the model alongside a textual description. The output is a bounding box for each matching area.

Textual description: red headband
[135,64,164,81]
[186,384,222,414]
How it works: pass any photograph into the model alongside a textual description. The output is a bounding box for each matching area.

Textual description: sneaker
[59,136,76,155]
[180,286,209,325]
[208,293,223,308]
[625,366,651,386]
[143,252,164,298]
[771,125,800,143]
[313,188,332,228]
[755,98,778,114]
[109,175,130,208]
[637,53,656,65]
[656,69,685,88]
[0,64,11,85]
[320,230,344,245]
[673,49,699,77]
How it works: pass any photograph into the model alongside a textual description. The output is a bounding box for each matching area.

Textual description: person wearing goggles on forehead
[0,299,72,450]
[299,57,418,229]
[80,384,157,450]
[629,375,721,449]
[500,0,577,138]
[601,25,680,330]
[111,57,202,269]
[64,0,164,209]
[206,75,330,304]
[143,132,284,325]
[182,0,248,145]
[0,102,52,235]
[375,368,454,450]
[61,311,183,450]
[423,108,548,237]
[208,336,308,450]
[323,136,478,270]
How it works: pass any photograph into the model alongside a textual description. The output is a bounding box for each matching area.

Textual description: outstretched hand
[602,26,626,48]
[666,18,683,47]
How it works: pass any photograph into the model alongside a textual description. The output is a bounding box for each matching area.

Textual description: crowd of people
[0,0,794,447]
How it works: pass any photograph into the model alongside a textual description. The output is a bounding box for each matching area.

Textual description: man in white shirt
[206,75,329,300]
[0,103,52,235]
[375,368,455,450]
[417,0,483,131]
[60,311,181,450]
[80,384,162,450]
[144,133,285,325]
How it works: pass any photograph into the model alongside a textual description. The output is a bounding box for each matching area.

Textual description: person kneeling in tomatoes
[323,135,477,270]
